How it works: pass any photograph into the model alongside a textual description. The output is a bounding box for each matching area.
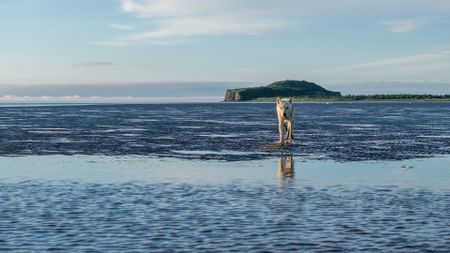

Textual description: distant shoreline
[224,96,450,103]
[224,80,450,102]
[223,100,450,104]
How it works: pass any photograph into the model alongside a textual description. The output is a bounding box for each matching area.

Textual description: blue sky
[1,0,449,100]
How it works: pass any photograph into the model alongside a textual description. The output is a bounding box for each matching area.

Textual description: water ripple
[0,102,448,161]
[0,182,449,251]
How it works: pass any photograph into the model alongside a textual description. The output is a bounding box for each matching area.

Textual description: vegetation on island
[224,80,450,102]
[341,94,450,101]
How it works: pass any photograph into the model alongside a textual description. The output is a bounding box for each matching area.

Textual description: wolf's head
[276,97,293,118]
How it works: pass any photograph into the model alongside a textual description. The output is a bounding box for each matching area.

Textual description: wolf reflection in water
[278,155,295,183]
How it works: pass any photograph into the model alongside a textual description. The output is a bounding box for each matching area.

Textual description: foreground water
[1,103,449,252]
[1,155,450,252]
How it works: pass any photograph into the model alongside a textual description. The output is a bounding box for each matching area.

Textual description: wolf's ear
[288,97,293,103]
[276,97,281,104]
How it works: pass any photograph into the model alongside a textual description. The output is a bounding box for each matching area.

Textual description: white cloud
[121,17,285,40]
[75,61,114,66]
[118,0,292,42]
[87,41,134,47]
[381,19,423,33]
[93,0,450,45]
[121,0,209,17]
[119,0,449,18]
[110,23,135,30]
[306,51,450,83]
[333,51,450,70]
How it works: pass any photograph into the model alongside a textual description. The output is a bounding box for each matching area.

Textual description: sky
[1,0,450,101]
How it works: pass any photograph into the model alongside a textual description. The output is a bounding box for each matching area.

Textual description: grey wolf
[276,97,294,145]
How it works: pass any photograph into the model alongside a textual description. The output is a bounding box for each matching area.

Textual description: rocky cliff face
[224,89,241,102]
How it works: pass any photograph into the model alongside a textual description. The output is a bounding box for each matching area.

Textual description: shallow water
[0,102,449,161]
[1,155,450,252]
[1,180,449,252]
[1,102,450,252]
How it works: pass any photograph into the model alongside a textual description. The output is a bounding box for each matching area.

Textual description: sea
[0,102,449,252]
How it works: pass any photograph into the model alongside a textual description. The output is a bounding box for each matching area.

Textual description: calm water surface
[0,102,449,252]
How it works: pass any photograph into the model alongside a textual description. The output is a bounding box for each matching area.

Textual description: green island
[224,80,450,102]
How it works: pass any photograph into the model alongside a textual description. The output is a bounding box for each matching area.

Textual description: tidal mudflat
[0,102,449,251]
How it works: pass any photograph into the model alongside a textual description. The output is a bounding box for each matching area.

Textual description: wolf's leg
[279,122,284,145]
[285,121,293,142]
[284,124,290,142]
[289,121,294,140]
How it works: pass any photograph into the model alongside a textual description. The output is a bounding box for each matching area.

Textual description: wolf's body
[276,97,294,145]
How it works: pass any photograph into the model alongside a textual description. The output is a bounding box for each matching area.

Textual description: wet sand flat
[0,102,449,161]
